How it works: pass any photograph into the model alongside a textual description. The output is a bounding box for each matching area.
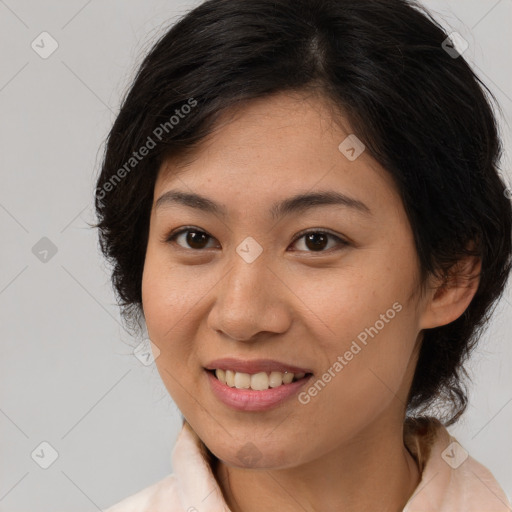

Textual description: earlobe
[419,254,481,330]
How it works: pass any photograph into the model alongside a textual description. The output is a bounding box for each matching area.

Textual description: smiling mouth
[206,368,313,391]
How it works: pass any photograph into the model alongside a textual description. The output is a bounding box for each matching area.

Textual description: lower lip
[205,370,312,411]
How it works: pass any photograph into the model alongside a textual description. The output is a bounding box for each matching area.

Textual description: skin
[141,91,481,512]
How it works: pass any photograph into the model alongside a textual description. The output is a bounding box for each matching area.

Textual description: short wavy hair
[94,0,512,425]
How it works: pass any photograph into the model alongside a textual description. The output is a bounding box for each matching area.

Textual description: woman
[95,0,512,510]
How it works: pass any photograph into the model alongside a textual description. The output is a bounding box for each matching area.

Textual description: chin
[208,438,303,470]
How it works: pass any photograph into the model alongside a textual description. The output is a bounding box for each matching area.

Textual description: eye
[165,226,218,250]
[290,229,349,253]
[165,226,349,253]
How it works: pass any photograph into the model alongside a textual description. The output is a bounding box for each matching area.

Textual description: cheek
[141,243,217,391]
[297,312,418,442]
[141,246,192,369]
[141,242,196,335]
[290,257,413,346]
[141,256,199,409]
[295,249,419,406]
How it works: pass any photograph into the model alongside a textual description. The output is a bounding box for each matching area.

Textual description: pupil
[188,231,208,249]
[306,233,327,251]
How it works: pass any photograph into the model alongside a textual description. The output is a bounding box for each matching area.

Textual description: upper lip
[204,358,313,375]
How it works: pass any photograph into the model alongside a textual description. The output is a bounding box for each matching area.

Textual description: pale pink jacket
[104,417,511,511]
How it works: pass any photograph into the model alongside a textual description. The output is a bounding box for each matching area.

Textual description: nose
[207,251,292,343]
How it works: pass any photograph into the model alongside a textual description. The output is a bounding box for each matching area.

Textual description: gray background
[1,0,511,510]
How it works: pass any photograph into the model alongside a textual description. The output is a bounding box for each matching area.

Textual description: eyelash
[164,226,349,253]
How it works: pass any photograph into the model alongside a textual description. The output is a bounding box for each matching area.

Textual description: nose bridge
[223,242,271,313]
[209,239,289,340]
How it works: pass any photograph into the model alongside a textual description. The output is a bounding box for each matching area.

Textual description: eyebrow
[154,189,372,220]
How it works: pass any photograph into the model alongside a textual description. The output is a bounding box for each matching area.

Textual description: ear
[418,250,481,330]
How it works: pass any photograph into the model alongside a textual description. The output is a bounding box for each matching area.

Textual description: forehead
[154,91,401,214]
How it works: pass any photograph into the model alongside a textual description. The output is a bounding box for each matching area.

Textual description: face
[141,91,429,469]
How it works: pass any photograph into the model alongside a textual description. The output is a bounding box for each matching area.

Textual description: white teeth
[251,372,269,390]
[234,372,251,389]
[215,369,226,382]
[269,371,284,388]
[282,372,294,384]
[225,369,235,387]
[213,369,307,390]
